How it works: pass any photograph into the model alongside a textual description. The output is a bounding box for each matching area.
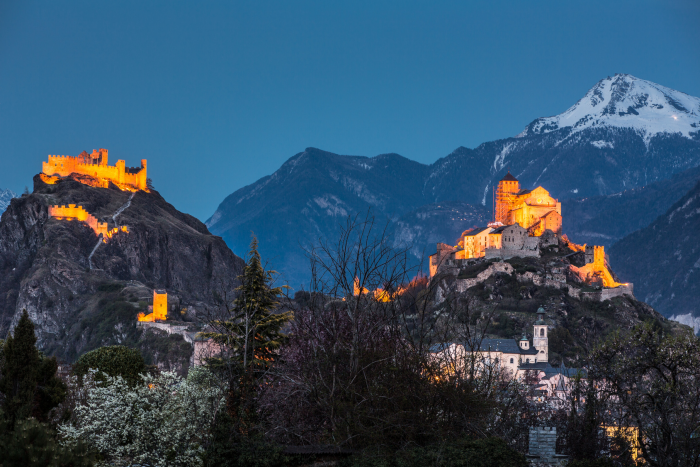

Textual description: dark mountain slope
[563,164,700,246]
[0,174,244,364]
[609,180,700,318]
[207,147,430,286]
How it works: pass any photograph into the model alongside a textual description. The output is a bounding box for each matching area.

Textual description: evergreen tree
[0,310,65,426]
[202,236,292,436]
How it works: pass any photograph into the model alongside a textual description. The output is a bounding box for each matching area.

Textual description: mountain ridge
[207,74,700,287]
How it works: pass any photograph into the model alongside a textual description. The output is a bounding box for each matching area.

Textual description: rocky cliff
[0,174,244,367]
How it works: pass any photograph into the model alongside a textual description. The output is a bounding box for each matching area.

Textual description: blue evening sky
[1,0,698,220]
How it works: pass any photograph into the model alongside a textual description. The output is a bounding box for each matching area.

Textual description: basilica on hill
[428,172,632,295]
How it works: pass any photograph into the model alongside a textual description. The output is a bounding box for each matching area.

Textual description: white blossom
[59,368,224,467]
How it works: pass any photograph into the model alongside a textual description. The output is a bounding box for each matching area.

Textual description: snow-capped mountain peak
[519,74,700,140]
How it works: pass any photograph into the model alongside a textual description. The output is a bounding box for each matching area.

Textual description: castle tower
[593,245,605,271]
[533,306,548,363]
[153,289,168,321]
[495,172,519,224]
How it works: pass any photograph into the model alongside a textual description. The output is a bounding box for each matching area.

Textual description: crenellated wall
[42,149,147,191]
[48,204,128,243]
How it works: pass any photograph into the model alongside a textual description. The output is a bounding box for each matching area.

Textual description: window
[540,329,545,337]
[510,358,514,364]
[526,358,530,363]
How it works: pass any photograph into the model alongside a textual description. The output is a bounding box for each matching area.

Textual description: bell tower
[495,172,519,224]
[533,306,548,363]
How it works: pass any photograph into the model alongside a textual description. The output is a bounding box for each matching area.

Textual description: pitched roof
[489,225,510,234]
[500,172,518,182]
[463,227,491,237]
[479,338,539,355]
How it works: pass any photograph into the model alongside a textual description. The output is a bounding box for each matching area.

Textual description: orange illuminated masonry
[138,290,168,322]
[42,148,147,191]
[48,204,128,243]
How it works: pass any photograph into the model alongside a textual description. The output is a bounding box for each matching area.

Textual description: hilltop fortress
[429,172,632,299]
[41,148,143,245]
[42,149,147,191]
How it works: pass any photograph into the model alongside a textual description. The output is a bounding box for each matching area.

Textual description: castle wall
[49,204,109,238]
[42,152,147,191]
[48,204,128,243]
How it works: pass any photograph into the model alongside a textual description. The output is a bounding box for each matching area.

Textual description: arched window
[526,358,530,363]
[540,328,545,337]
[510,358,514,364]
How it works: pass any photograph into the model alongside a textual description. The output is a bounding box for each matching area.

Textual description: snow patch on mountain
[312,195,349,217]
[493,143,513,172]
[591,140,614,149]
[0,189,17,214]
[518,74,700,142]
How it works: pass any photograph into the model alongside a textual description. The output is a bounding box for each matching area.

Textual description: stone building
[42,148,148,191]
[431,308,551,378]
[494,172,562,235]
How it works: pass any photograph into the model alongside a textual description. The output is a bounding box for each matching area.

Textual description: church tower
[533,306,548,363]
[495,172,519,224]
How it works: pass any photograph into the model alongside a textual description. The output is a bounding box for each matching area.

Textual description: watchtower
[494,172,519,224]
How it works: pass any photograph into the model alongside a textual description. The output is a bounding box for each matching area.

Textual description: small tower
[495,172,520,224]
[153,289,168,321]
[519,332,530,350]
[533,306,548,363]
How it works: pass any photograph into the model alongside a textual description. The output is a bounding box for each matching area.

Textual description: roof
[479,338,539,355]
[489,225,510,234]
[500,172,518,182]
[518,362,550,371]
[463,227,491,237]
[516,189,532,195]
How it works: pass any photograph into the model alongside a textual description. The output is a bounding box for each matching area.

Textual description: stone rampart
[581,284,634,301]
[516,271,580,298]
[485,247,539,260]
[455,261,514,293]
[49,204,128,243]
[43,152,147,191]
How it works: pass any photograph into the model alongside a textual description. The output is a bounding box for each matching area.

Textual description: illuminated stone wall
[42,149,147,191]
[137,290,168,322]
[48,204,128,243]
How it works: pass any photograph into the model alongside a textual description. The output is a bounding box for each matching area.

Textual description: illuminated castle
[42,149,147,191]
[48,204,128,243]
[494,172,562,236]
[137,290,168,322]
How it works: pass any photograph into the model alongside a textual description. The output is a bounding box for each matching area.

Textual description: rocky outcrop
[0,175,244,363]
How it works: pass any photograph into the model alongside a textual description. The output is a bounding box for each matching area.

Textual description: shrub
[73,345,146,386]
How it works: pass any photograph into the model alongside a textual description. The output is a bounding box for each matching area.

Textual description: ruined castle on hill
[41,149,146,243]
[42,148,147,191]
[429,172,633,299]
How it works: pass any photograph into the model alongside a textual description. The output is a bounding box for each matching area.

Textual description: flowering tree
[59,368,224,467]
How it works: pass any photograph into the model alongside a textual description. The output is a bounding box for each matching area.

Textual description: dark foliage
[73,345,146,386]
[0,416,94,467]
[342,437,528,467]
[0,310,66,426]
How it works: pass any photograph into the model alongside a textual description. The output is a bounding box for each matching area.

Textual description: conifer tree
[202,236,292,435]
[0,309,66,426]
